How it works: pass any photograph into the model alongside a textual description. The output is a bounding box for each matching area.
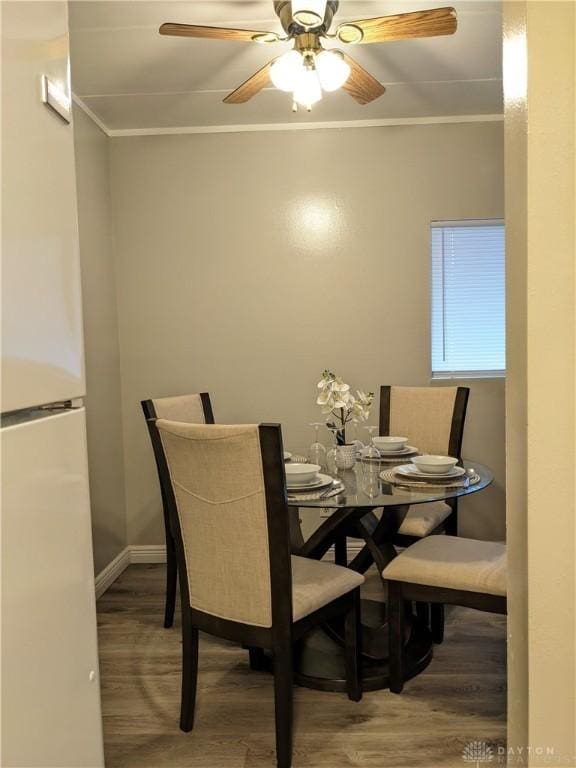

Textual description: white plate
[377,445,418,457]
[284,452,292,461]
[286,473,334,492]
[394,464,466,480]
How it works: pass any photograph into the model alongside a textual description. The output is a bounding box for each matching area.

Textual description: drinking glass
[362,425,381,497]
[325,424,340,475]
[363,425,380,460]
[308,422,327,468]
[350,420,364,456]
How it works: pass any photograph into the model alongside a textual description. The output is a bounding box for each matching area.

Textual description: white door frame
[504,3,576,765]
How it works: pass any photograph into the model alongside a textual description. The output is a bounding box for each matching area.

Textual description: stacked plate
[393,464,466,481]
[285,463,334,492]
[362,440,419,462]
[375,445,418,458]
[287,473,335,492]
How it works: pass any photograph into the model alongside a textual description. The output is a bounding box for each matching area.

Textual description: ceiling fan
[160,1,457,111]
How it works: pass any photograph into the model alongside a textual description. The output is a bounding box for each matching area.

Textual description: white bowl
[372,436,408,452]
[285,463,321,485]
[411,455,459,475]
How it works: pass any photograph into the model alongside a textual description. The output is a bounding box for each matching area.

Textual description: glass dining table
[286,460,493,692]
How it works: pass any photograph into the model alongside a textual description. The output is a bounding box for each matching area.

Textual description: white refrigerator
[1,2,105,765]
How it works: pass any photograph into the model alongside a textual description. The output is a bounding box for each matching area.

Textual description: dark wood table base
[260,598,434,693]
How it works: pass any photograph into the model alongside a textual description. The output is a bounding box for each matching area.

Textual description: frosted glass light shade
[292,0,327,28]
[293,68,322,108]
[315,50,350,91]
[270,50,304,92]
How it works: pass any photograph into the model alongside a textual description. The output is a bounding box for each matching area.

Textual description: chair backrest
[154,421,291,629]
[379,385,469,458]
[141,393,215,546]
[141,392,214,424]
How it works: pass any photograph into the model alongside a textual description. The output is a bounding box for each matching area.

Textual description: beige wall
[108,122,505,547]
[504,2,575,764]
[74,105,127,574]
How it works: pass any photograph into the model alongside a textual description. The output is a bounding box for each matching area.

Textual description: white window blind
[431,220,505,378]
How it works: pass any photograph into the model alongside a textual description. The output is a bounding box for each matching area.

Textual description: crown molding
[70,95,503,139]
[72,93,111,136]
[108,113,504,137]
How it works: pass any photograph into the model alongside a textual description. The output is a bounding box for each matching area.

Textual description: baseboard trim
[129,544,167,564]
[324,541,365,561]
[95,545,167,597]
[95,547,131,599]
[346,541,365,558]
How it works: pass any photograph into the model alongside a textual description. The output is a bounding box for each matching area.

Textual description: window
[431,220,505,378]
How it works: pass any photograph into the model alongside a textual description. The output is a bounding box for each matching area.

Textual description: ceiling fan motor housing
[274,0,339,36]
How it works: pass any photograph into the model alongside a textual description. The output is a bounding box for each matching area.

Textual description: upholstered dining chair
[378,385,470,644]
[379,385,470,544]
[351,385,470,644]
[141,392,214,628]
[383,535,506,693]
[153,419,364,768]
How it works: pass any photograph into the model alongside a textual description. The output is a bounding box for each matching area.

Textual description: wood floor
[97,564,506,768]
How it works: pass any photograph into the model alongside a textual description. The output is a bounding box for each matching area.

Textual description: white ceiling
[69,0,503,132]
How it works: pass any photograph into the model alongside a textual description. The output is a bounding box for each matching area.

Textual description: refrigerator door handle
[39,397,85,411]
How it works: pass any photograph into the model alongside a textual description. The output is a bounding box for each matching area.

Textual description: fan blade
[159,23,281,44]
[223,61,272,104]
[336,7,457,45]
[341,54,385,104]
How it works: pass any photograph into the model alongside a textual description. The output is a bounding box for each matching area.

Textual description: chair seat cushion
[382,536,506,596]
[291,556,365,621]
[397,502,452,537]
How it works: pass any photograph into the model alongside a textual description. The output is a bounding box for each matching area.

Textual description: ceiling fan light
[293,68,322,108]
[315,50,350,91]
[292,0,327,29]
[270,50,304,91]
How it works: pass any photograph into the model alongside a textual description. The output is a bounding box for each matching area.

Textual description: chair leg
[248,647,265,671]
[344,588,363,702]
[272,640,293,768]
[180,613,199,732]
[388,581,405,694]
[164,536,177,629]
[334,536,347,567]
[415,601,430,627]
[431,603,445,644]
[444,506,458,536]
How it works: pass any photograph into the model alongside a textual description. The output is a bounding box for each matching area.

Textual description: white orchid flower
[316,371,373,432]
[317,390,333,407]
[356,389,371,405]
[318,370,335,387]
